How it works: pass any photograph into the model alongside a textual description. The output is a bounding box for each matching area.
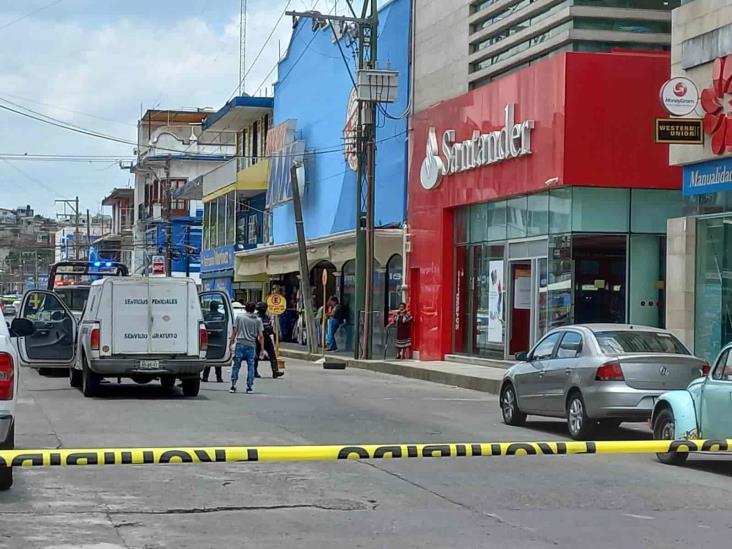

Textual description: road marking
[622,514,655,520]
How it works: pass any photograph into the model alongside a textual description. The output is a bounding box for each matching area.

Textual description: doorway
[509,262,532,356]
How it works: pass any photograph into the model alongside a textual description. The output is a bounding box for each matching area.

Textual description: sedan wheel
[653,409,688,466]
[500,384,526,426]
[567,393,594,440]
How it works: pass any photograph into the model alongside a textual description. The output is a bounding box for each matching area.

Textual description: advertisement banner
[487,260,504,344]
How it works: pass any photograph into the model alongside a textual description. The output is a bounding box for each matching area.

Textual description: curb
[278,348,502,395]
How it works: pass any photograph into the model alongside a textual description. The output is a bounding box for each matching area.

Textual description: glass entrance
[507,256,548,358]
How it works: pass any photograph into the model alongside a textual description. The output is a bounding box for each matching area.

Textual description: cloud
[0,0,314,216]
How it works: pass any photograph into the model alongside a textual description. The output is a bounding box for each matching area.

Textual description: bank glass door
[507,254,548,359]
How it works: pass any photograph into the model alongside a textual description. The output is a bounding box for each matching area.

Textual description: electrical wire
[0,94,405,161]
[0,0,64,32]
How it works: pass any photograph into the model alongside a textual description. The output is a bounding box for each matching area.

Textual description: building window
[247,215,258,245]
[386,254,403,319]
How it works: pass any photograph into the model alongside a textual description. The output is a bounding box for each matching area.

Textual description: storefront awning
[234,229,404,278]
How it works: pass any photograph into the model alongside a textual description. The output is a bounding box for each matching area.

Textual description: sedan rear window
[594,331,689,355]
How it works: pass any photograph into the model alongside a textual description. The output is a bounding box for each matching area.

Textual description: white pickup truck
[0,317,35,490]
[15,277,233,398]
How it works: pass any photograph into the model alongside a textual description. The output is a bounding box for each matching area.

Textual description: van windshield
[594,331,690,355]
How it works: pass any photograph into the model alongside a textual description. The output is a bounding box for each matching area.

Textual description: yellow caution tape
[0,439,731,467]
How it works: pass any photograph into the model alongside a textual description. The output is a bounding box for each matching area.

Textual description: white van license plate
[139,360,160,370]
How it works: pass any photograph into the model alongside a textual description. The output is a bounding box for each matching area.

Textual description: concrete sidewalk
[277,345,508,395]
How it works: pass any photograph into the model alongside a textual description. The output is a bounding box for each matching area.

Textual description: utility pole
[290,162,318,353]
[86,209,91,260]
[164,162,172,277]
[287,0,380,359]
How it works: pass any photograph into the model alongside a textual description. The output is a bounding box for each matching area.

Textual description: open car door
[16,290,77,370]
[199,291,233,365]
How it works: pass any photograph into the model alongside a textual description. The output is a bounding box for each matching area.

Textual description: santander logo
[674,82,687,97]
[419,104,534,191]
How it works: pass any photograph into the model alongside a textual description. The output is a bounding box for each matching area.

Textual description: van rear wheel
[69,366,82,388]
[181,377,200,397]
[82,359,101,397]
[0,422,14,491]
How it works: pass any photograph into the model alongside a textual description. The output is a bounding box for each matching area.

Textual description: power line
[0,0,64,32]
[0,93,407,160]
[0,157,57,195]
[0,92,136,128]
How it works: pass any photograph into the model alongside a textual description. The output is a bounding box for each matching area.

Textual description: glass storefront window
[471,244,506,358]
[694,217,732,361]
[527,192,549,236]
[572,188,629,232]
[506,196,527,239]
[209,199,218,248]
[217,196,226,246]
[549,188,572,234]
[470,203,488,242]
[547,235,573,329]
[631,189,682,234]
[573,234,626,324]
[455,207,469,244]
[226,192,236,245]
[487,201,507,241]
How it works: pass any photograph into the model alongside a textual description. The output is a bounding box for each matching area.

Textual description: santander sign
[420,104,534,190]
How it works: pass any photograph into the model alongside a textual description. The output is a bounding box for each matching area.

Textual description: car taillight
[199,324,209,352]
[595,361,624,381]
[0,353,14,400]
[90,327,100,351]
[701,362,710,377]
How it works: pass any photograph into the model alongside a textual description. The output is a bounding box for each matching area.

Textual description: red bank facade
[407,51,682,362]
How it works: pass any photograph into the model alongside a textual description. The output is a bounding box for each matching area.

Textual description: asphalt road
[2,360,732,548]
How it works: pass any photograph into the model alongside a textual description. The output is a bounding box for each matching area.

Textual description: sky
[0,0,351,217]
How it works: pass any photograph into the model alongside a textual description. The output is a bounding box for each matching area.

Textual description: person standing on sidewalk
[228,303,264,393]
[255,301,284,379]
[388,302,413,360]
[325,296,344,351]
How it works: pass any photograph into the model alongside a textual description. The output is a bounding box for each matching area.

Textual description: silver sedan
[500,324,709,440]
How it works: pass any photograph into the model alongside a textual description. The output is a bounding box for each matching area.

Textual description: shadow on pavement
[518,419,653,441]
[684,458,732,476]
[87,381,211,401]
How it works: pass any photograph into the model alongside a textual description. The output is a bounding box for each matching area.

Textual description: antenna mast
[239,0,247,95]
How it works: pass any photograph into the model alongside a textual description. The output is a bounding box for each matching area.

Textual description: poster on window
[488,260,504,344]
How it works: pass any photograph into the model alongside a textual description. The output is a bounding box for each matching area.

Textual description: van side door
[199,291,233,365]
[16,290,77,369]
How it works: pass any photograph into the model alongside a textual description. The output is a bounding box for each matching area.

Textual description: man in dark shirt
[255,302,284,378]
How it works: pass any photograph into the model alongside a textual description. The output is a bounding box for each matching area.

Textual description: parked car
[651,341,732,465]
[0,317,36,490]
[14,277,233,397]
[2,304,16,317]
[500,324,709,439]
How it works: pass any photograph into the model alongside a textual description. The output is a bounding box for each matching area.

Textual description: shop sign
[683,156,732,196]
[419,104,534,191]
[201,246,234,272]
[659,77,699,117]
[151,255,166,277]
[654,118,704,145]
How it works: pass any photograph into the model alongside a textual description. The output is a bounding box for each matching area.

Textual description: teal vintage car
[650,344,732,465]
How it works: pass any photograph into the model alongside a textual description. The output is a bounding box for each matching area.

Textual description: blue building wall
[146,216,202,275]
[271,0,410,245]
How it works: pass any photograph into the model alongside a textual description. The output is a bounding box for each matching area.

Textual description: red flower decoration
[703,55,732,154]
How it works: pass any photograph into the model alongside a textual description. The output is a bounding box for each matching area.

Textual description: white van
[15,277,233,397]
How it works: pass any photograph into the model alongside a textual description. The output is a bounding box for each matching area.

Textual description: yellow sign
[1,439,730,468]
[266,293,286,315]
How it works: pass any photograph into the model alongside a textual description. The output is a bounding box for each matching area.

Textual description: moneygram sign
[419,104,534,190]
